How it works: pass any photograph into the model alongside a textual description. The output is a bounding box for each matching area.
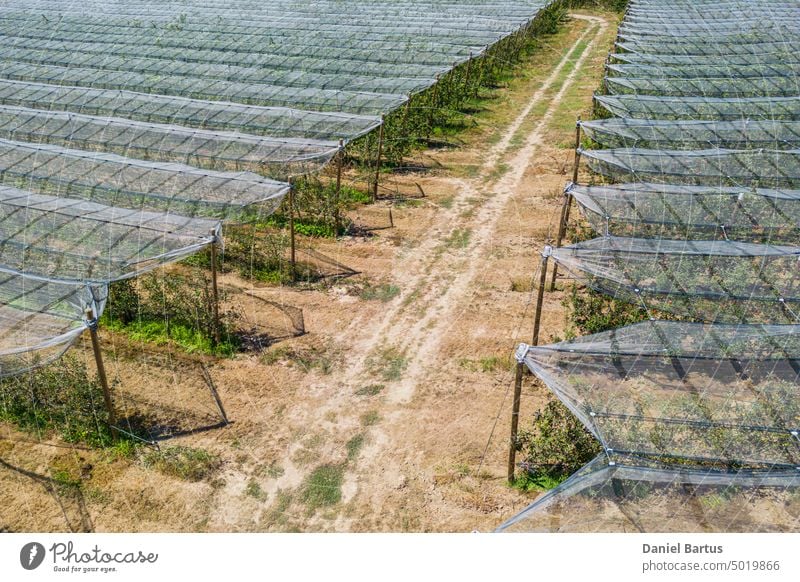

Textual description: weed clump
[0,357,115,448]
[141,446,220,482]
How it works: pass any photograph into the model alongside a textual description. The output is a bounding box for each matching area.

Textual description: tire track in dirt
[338,15,604,392]
[207,14,609,531]
[335,14,609,521]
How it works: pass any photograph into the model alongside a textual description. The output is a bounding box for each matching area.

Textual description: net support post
[288,178,296,279]
[532,246,551,346]
[428,75,440,138]
[372,116,385,202]
[209,228,222,346]
[334,138,344,235]
[549,119,582,291]
[508,343,530,483]
[462,52,473,102]
[85,307,116,440]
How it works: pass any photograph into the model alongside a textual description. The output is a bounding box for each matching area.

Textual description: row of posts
[507,117,583,482]
[85,116,391,439]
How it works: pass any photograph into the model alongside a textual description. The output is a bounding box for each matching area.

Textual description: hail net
[501,0,800,532]
[0,0,555,376]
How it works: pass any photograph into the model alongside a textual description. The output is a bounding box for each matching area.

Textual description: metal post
[209,228,221,346]
[334,138,344,234]
[508,343,529,482]
[372,116,385,202]
[85,307,116,439]
[549,119,582,291]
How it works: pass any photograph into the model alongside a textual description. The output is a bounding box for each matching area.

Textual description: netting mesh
[505,0,800,532]
[0,186,219,283]
[582,148,800,188]
[551,237,800,324]
[498,456,800,533]
[0,272,106,378]
[595,94,800,121]
[0,2,556,381]
[520,321,800,466]
[581,119,800,150]
[569,182,800,243]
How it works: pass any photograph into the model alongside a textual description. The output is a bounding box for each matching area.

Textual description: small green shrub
[261,343,340,375]
[245,479,268,501]
[0,357,115,448]
[354,384,384,397]
[141,446,220,482]
[515,400,602,485]
[359,283,401,302]
[360,410,380,427]
[564,285,649,337]
[366,347,408,382]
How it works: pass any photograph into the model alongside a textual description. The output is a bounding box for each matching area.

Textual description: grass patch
[245,479,268,501]
[510,277,533,292]
[354,384,385,397]
[104,319,238,357]
[346,434,366,461]
[459,356,507,373]
[360,410,381,427]
[261,342,341,375]
[359,282,401,302]
[444,228,471,249]
[366,346,408,382]
[141,446,220,482]
[300,464,344,510]
[512,472,568,492]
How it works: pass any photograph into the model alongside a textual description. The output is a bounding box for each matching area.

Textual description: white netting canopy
[0,1,557,379]
[504,0,800,532]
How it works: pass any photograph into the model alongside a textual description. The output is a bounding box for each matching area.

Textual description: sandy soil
[0,11,619,533]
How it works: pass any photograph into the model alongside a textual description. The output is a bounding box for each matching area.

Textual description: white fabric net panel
[504,0,800,532]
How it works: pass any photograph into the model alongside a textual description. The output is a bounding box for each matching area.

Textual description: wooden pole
[334,138,344,234]
[508,359,525,482]
[372,116,385,202]
[288,181,296,278]
[532,248,551,346]
[85,307,116,439]
[508,248,551,483]
[462,52,473,103]
[209,228,221,346]
[427,75,440,138]
[549,119,582,291]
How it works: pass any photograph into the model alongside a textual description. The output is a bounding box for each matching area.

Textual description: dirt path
[324,13,610,530]
[0,11,616,534]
